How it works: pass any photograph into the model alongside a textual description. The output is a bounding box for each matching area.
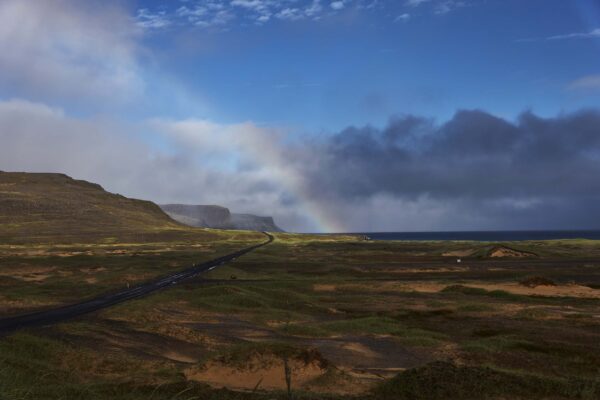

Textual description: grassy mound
[0,172,226,243]
[373,361,599,400]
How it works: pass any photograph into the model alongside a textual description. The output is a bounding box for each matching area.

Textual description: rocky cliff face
[160,204,233,229]
[230,214,281,232]
[160,204,284,232]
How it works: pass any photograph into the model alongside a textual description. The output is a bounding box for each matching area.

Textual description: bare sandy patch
[345,368,402,380]
[519,276,557,288]
[20,273,52,282]
[0,296,57,312]
[313,284,336,292]
[332,279,598,299]
[397,267,470,273]
[79,267,107,274]
[363,266,470,274]
[55,251,93,257]
[108,249,129,254]
[161,351,198,364]
[443,249,476,257]
[108,305,221,346]
[318,281,448,294]
[0,266,56,282]
[471,282,600,298]
[340,342,380,359]
[403,282,447,293]
[185,354,326,392]
[402,281,600,299]
[489,246,536,258]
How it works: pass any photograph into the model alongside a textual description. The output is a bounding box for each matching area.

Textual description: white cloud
[395,13,410,22]
[256,13,271,23]
[330,1,345,10]
[405,0,430,6]
[305,0,323,17]
[136,8,171,29]
[137,0,394,29]
[567,74,600,91]
[276,8,303,20]
[0,0,143,103]
[548,28,600,40]
[434,0,466,15]
[231,0,266,11]
[519,28,600,43]
[176,5,208,19]
[403,0,466,16]
[202,10,236,26]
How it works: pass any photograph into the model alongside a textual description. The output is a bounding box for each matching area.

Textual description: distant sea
[356,230,600,241]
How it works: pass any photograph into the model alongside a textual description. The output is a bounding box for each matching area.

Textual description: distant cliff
[160,204,284,232]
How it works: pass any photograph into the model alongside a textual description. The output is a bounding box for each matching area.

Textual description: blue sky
[130,0,600,131]
[1,0,600,232]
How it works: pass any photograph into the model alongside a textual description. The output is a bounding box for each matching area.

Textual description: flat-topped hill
[160,204,284,232]
[0,172,217,243]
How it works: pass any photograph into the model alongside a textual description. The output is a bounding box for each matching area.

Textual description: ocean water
[357,230,600,241]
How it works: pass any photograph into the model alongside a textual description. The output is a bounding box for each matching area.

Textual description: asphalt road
[0,232,273,334]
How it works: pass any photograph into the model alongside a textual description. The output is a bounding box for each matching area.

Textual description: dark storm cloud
[3,100,599,231]
[293,109,600,229]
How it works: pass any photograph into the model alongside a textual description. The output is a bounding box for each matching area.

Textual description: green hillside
[0,172,225,243]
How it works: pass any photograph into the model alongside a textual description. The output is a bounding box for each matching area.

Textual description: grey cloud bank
[1,98,599,232]
[295,109,600,231]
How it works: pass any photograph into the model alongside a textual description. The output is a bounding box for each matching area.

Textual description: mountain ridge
[0,171,222,243]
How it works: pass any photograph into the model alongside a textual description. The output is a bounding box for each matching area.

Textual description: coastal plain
[1,172,600,399]
[2,235,600,399]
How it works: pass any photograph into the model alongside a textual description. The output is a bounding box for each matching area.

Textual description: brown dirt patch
[55,251,93,257]
[340,342,381,359]
[519,276,557,288]
[0,296,57,312]
[313,284,336,292]
[161,351,198,364]
[108,249,129,254]
[395,267,470,273]
[442,249,476,257]
[489,246,536,258]
[0,266,56,282]
[402,281,600,298]
[475,282,600,298]
[403,282,447,293]
[185,353,327,392]
[79,267,107,274]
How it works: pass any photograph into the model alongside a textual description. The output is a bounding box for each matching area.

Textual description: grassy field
[0,231,264,316]
[0,171,265,315]
[1,234,600,399]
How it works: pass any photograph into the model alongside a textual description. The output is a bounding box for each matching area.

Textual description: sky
[1,0,600,232]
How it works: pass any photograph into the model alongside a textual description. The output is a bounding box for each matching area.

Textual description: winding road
[0,232,273,334]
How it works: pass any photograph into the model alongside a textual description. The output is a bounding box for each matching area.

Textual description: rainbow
[236,124,345,233]
[258,153,346,233]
